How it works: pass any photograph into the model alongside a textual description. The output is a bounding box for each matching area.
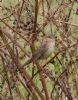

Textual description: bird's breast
[43,42,55,58]
[48,42,55,53]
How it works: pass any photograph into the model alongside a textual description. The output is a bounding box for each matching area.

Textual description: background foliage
[0,0,78,100]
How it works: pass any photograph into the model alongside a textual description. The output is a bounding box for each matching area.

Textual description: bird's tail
[22,58,32,67]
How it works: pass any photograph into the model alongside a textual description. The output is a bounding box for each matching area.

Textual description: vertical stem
[30,0,50,99]
[36,63,50,100]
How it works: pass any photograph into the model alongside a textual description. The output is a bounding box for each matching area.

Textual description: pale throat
[47,41,55,52]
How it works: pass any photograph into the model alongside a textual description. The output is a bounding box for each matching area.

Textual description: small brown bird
[23,35,55,66]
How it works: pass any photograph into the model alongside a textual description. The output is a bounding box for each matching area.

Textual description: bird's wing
[32,44,47,60]
[23,42,47,66]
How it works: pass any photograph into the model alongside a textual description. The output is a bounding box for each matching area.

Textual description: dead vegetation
[0,0,78,100]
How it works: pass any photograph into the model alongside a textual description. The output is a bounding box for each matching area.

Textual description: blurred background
[0,0,78,100]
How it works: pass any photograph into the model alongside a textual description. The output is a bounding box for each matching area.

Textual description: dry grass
[0,0,78,100]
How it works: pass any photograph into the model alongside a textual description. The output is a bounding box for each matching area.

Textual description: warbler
[23,35,55,66]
